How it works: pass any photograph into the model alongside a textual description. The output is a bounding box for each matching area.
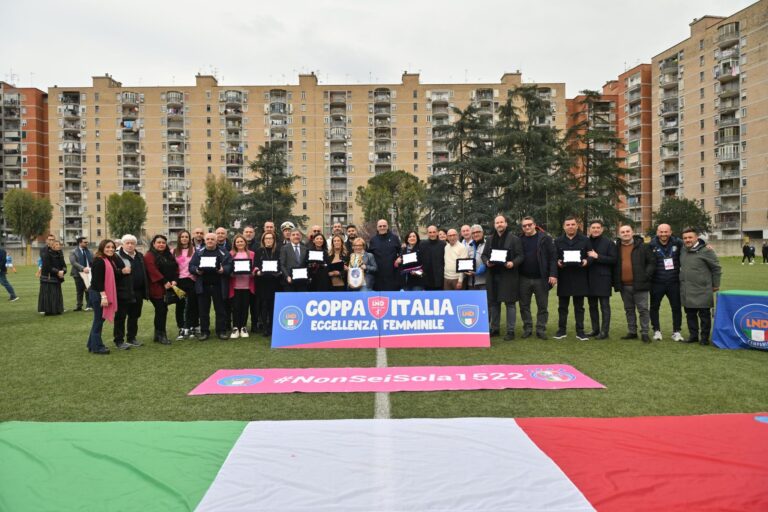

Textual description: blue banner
[712,291,768,350]
[272,291,490,349]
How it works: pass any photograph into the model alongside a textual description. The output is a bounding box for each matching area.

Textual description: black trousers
[250,293,261,331]
[519,276,549,335]
[150,298,168,334]
[587,296,611,335]
[113,299,143,343]
[650,280,682,332]
[558,296,586,333]
[175,278,199,329]
[231,289,251,329]
[73,275,87,309]
[685,307,712,340]
[198,283,227,335]
[259,293,276,335]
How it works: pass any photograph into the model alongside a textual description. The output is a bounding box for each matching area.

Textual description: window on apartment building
[207,142,212,150]
[301,104,306,112]
[699,39,704,50]
[413,102,418,111]
[413,140,418,148]
[97,229,102,237]
[301,116,306,124]
[700,151,705,162]
[97,204,101,212]
[741,107,747,118]
[207,154,212,161]
[95,155,100,163]
[413,115,418,123]
[700,104,704,114]
[302,190,306,197]
[700,167,704,177]
[699,55,704,66]
[413,152,418,160]
[414,164,418,172]
[700,119,704,129]
[95,130,100,138]
[205,117,210,125]
[95,180,101,189]
[301,153,307,161]
[392,128,397,136]
[95,143,100,151]
[700,88,704,99]
[700,71,704,83]
[413,90,417,98]
[94,105,99,114]
[742,177,747,187]
[94,93,99,102]
[700,135,705,145]
[301,91,306,100]
[96,167,100,175]
[700,183,705,193]
[301,177,307,186]
[206,104,211,112]
[302,202,307,210]
[413,127,418,136]
[207,129,211,137]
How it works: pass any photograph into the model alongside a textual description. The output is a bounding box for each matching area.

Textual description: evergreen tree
[238,144,307,230]
[356,170,426,236]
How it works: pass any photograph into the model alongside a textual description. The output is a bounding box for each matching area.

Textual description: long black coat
[554,233,593,297]
[481,229,524,303]
[368,231,401,291]
[587,235,617,297]
[419,238,446,289]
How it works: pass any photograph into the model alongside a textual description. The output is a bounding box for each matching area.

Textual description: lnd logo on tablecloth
[732,304,768,349]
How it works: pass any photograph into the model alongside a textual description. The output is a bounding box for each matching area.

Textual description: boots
[154,330,171,345]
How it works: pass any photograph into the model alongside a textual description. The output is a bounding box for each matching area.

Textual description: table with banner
[712,290,768,350]
[271,290,490,349]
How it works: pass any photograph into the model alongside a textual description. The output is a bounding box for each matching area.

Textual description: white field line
[374,347,391,419]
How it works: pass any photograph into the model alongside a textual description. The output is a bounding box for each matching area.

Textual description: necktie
[294,245,300,263]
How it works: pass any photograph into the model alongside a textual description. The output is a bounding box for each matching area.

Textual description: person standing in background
[553,217,592,341]
[87,239,120,355]
[255,231,281,337]
[173,230,198,340]
[114,234,148,348]
[482,215,524,341]
[143,235,179,345]
[443,229,468,290]
[0,245,19,302]
[613,225,655,343]
[586,221,616,340]
[39,239,67,316]
[518,217,558,340]
[649,223,684,342]
[69,236,93,312]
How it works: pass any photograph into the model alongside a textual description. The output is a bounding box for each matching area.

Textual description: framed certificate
[233,259,251,274]
[456,258,475,272]
[328,261,345,273]
[200,256,217,269]
[308,250,325,262]
[292,267,308,280]
[261,260,278,273]
[401,251,418,266]
[563,250,582,264]
[490,249,508,263]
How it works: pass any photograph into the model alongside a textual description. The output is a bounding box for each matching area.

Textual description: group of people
[742,242,768,265]
[21,215,724,355]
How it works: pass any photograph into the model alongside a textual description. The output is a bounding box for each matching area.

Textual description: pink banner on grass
[188,364,604,395]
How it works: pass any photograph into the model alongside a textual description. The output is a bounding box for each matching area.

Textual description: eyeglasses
[521,223,534,228]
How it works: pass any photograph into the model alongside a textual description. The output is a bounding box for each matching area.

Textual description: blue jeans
[87,289,106,352]
[0,273,16,299]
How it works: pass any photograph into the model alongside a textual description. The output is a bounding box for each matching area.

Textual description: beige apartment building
[48,73,565,245]
[651,0,768,240]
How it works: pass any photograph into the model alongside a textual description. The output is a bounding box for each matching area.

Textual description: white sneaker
[653,331,663,341]
[240,328,250,338]
[230,328,240,339]
[671,331,684,342]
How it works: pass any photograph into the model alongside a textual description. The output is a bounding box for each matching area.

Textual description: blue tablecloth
[712,290,768,350]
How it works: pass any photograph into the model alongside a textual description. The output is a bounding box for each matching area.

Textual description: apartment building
[48,73,565,244]
[0,82,48,246]
[651,0,768,239]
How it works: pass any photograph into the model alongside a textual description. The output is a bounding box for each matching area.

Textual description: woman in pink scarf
[87,239,120,354]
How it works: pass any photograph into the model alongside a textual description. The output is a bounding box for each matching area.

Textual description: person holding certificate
[417,226,445,291]
[443,229,469,290]
[553,217,593,340]
[189,232,233,340]
[279,228,309,292]
[307,233,331,292]
[227,235,256,339]
[396,231,424,291]
[327,235,349,291]
[481,215,524,340]
[255,232,281,336]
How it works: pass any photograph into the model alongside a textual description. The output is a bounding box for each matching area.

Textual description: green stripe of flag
[0,421,247,512]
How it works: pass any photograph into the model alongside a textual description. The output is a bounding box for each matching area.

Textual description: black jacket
[481,229,524,303]
[90,256,119,293]
[519,230,558,289]
[40,248,66,284]
[649,235,683,283]
[419,238,446,289]
[116,248,149,302]
[367,231,402,291]
[553,233,593,297]
[189,247,233,296]
[613,236,655,292]
[587,235,617,297]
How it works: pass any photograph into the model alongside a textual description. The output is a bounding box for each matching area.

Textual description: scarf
[102,258,118,323]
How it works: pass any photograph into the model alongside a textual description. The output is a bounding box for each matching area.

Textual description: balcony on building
[375,142,391,153]
[122,140,139,154]
[718,164,740,180]
[226,130,242,142]
[717,144,739,163]
[122,106,139,120]
[374,127,391,140]
[718,184,740,197]
[626,89,642,103]
[329,178,347,191]
[330,107,346,119]
[63,155,82,167]
[431,92,450,105]
[62,121,82,132]
[225,105,243,118]
[718,98,739,114]
[167,167,185,178]
[627,104,642,118]
[2,130,20,142]
[167,131,184,143]
[329,92,346,107]
[330,154,346,166]
[168,143,184,154]
[227,120,242,130]
[166,91,183,107]
[330,127,346,141]
[660,147,679,161]
[626,154,641,169]
[166,106,183,120]
[626,79,641,93]
[373,106,391,118]
[122,182,141,194]
[60,92,80,105]
[659,73,679,88]
[374,117,391,128]
[718,45,740,63]
[716,22,739,48]
[659,100,679,116]
[122,92,140,105]
[717,129,740,146]
[63,220,83,230]
[374,162,392,173]
[63,192,82,205]
[166,204,186,216]
[716,59,740,82]
[166,154,184,167]
[717,82,740,99]
[227,169,244,179]
[122,169,140,180]
[224,90,243,106]
[226,154,244,165]
[661,132,679,145]
[329,141,346,153]
[373,89,391,105]
[62,105,81,119]
[476,88,494,102]
[330,168,347,178]
[661,176,679,190]
[718,114,739,128]
[718,199,740,213]
[330,202,347,214]
[330,118,346,128]
[166,192,187,204]
[64,169,81,180]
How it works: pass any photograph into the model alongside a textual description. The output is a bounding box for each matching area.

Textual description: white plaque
[308,250,325,262]
[261,260,278,273]
[490,249,508,263]
[292,267,308,280]
[200,256,217,269]
[234,260,251,273]
[402,252,418,265]
[563,250,582,263]
[457,258,475,272]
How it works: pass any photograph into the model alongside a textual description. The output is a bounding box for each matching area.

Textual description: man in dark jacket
[419,225,446,291]
[114,234,149,347]
[586,220,616,339]
[614,225,655,343]
[680,227,722,345]
[553,217,593,340]
[69,236,93,311]
[649,223,684,341]
[279,228,310,292]
[189,233,233,340]
[763,241,768,264]
[0,246,18,301]
[367,219,401,291]
[481,215,524,340]
[518,216,557,340]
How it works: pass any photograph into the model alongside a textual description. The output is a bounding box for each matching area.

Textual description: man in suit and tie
[69,236,93,311]
[279,228,309,292]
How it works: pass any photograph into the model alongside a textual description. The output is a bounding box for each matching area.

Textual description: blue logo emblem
[456,304,480,328]
[279,305,304,330]
[732,304,768,349]
[530,369,576,382]
[217,375,264,387]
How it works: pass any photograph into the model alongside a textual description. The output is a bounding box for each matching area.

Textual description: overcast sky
[1,0,755,97]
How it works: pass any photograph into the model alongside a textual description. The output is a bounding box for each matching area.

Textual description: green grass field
[0,257,766,422]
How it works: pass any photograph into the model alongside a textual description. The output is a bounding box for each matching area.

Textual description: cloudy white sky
[1,0,755,97]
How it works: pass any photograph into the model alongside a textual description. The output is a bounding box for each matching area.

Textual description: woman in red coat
[143,235,179,344]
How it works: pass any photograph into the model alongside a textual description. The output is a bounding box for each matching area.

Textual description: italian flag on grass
[2,414,767,511]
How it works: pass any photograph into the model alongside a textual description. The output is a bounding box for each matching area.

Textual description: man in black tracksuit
[649,223,684,341]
